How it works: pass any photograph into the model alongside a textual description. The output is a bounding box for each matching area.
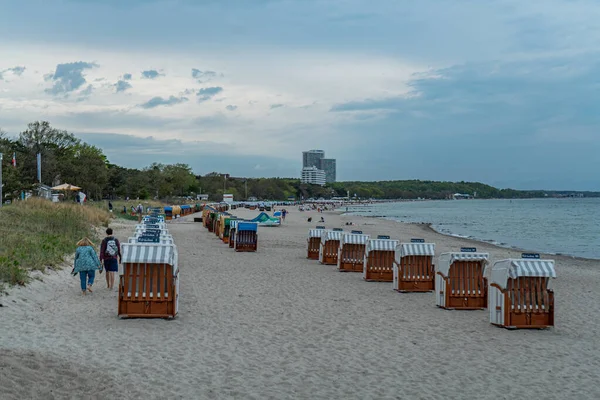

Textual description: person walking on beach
[100,228,121,290]
[73,238,102,295]
[137,203,144,223]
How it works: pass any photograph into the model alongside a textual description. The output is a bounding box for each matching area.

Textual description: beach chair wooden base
[222,237,229,244]
[229,229,236,249]
[118,263,178,319]
[339,243,366,272]
[319,239,340,265]
[235,231,258,252]
[364,272,393,282]
[393,256,435,293]
[438,294,486,310]
[307,237,320,260]
[339,262,363,272]
[436,261,487,308]
[395,280,435,293]
[321,256,337,265]
[364,251,394,282]
[491,279,554,329]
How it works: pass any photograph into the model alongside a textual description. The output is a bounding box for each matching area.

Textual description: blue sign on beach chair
[351,230,363,234]
[316,226,326,229]
[137,235,160,243]
[461,247,477,252]
[377,235,390,239]
[521,253,540,259]
[333,228,343,231]
[411,238,425,243]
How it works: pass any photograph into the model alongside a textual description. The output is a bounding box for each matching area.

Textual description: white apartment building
[301,166,326,186]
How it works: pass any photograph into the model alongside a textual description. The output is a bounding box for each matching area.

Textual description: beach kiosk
[393,241,436,292]
[436,250,489,309]
[486,255,556,329]
[319,229,343,265]
[118,242,179,319]
[338,231,370,272]
[363,237,399,282]
[307,227,326,260]
[235,222,258,252]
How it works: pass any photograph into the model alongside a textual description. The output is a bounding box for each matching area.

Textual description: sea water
[344,198,600,260]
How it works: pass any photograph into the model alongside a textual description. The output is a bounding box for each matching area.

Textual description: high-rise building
[301,149,336,185]
[302,150,325,169]
[320,158,336,183]
[301,166,326,186]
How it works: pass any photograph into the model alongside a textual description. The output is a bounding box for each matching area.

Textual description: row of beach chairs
[308,227,557,329]
[118,213,180,319]
[164,204,202,220]
[201,206,259,252]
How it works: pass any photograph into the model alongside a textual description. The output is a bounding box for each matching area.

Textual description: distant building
[301,149,336,184]
[302,150,325,169]
[301,166,326,186]
[320,158,336,183]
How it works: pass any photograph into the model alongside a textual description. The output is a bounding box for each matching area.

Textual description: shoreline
[338,211,599,264]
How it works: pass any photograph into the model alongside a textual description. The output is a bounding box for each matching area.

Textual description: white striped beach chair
[118,243,179,319]
[486,258,556,329]
[363,238,399,282]
[436,252,489,308]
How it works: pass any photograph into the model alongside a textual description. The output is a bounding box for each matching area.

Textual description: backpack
[105,238,118,258]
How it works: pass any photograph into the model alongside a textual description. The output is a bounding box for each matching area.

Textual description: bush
[0,199,111,288]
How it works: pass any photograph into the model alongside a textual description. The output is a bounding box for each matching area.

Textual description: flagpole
[0,153,3,208]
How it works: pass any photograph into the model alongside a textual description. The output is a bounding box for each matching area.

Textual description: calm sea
[344,198,600,260]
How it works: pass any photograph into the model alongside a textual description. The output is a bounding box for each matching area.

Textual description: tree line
[1,121,589,203]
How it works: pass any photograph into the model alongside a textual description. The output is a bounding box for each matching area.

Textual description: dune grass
[0,199,112,290]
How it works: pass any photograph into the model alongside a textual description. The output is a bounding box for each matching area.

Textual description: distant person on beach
[282,209,287,221]
[137,203,144,223]
[100,228,121,290]
[319,216,325,223]
[72,238,102,295]
[108,201,113,213]
[307,217,312,223]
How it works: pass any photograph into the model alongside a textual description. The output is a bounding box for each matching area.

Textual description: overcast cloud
[0,0,599,189]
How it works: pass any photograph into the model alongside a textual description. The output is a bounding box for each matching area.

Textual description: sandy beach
[1,207,599,399]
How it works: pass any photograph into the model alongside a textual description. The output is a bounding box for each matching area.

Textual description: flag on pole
[11,152,16,167]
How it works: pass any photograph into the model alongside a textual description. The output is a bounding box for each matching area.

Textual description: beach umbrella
[51,183,81,191]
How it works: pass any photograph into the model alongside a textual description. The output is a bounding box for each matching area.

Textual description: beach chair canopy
[237,222,258,231]
[366,239,399,253]
[321,230,343,241]
[308,228,324,238]
[121,243,178,273]
[341,233,370,245]
[398,243,436,257]
[437,252,489,276]
[486,259,556,290]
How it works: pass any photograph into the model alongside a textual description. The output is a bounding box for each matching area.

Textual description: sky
[0,0,599,190]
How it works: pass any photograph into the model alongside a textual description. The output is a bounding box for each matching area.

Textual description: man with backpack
[100,228,122,290]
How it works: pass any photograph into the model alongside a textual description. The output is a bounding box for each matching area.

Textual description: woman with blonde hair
[73,237,102,295]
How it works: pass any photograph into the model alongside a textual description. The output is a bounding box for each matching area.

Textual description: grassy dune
[0,199,112,290]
